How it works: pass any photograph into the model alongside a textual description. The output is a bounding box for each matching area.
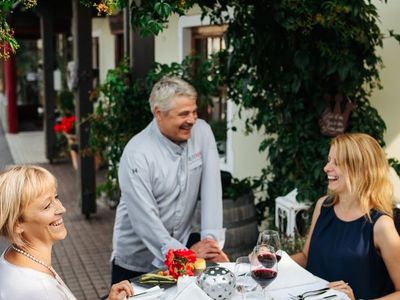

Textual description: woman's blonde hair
[0,165,56,246]
[329,133,393,218]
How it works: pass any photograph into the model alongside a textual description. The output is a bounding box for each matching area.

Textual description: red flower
[54,116,76,134]
[164,249,197,279]
[53,123,64,133]
[165,249,174,266]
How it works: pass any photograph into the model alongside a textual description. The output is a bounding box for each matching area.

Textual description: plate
[131,271,176,289]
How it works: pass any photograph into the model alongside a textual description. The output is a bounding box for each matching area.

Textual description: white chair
[275,189,310,237]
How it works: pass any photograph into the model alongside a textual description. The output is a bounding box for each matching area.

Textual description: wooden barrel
[192,193,259,261]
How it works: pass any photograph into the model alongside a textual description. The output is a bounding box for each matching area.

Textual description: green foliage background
[214,1,390,217]
[122,0,398,221]
[89,1,400,223]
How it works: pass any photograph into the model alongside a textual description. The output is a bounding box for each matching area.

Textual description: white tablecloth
[131,251,349,299]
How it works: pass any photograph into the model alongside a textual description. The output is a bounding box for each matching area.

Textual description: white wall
[155,7,203,64]
[92,17,115,83]
[230,107,267,179]
[371,1,400,160]
[155,14,180,64]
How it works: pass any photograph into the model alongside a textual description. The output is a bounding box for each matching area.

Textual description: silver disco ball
[197,266,236,300]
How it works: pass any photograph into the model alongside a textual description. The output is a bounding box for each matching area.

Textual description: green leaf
[389,29,400,44]
[154,1,172,17]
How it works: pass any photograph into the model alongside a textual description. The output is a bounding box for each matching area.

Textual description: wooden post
[127,0,154,78]
[38,0,56,160]
[72,0,96,218]
[132,32,154,79]
[123,2,131,61]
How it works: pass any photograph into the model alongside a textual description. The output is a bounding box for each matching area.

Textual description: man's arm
[119,151,186,267]
[198,122,227,259]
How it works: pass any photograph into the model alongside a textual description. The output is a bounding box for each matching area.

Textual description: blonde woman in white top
[0,165,134,300]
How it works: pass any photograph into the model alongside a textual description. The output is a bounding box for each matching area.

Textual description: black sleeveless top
[307,197,394,299]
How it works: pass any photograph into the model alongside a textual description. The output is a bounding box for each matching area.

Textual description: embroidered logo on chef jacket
[188,151,202,171]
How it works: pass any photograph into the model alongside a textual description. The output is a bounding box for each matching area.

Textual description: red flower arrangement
[54,115,76,134]
[165,249,196,279]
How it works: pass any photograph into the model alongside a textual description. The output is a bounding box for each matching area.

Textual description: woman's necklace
[11,245,76,299]
[11,245,56,277]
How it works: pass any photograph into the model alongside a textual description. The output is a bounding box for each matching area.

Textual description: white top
[0,250,77,300]
[112,119,225,271]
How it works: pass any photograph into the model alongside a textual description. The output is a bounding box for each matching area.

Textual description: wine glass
[257,230,282,262]
[234,256,257,299]
[250,245,278,299]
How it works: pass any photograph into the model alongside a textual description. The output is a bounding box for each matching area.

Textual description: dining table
[130,251,349,299]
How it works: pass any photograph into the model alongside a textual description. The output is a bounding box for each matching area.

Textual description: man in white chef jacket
[111,76,228,284]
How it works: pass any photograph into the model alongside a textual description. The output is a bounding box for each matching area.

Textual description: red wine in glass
[251,269,277,288]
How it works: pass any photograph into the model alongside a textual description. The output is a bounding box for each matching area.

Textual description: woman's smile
[49,218,64,227]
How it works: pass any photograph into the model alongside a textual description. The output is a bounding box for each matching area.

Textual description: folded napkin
[265,252,350,300]
[128,285,164,299]
[268,251,320,290]
[174,278,212,300]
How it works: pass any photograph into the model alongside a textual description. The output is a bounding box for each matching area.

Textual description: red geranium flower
[54,115,76,134]
[164,249,196,279]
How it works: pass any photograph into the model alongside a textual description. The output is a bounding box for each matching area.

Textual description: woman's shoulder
[309,196,334,222]
[0,263,44,297]
[321,195,334,205]
[0,254,54,285]
[310,196,331,219]
[374,213,398,234]
[316,195,333,210]
[0,261,63,299]
[373,213,400,254]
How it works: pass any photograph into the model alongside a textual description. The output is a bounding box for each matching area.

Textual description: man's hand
[208,250,229,263]
[190,239,222,259]
[107,280,134,300]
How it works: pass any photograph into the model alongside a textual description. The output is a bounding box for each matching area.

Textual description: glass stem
[263,287,271,299]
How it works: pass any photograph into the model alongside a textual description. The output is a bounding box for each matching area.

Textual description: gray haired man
[111,76,228,284]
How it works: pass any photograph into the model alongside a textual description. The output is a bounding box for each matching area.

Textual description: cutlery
[289,287,330,299]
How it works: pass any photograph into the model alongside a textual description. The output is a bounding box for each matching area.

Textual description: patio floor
[47,163,115,300]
